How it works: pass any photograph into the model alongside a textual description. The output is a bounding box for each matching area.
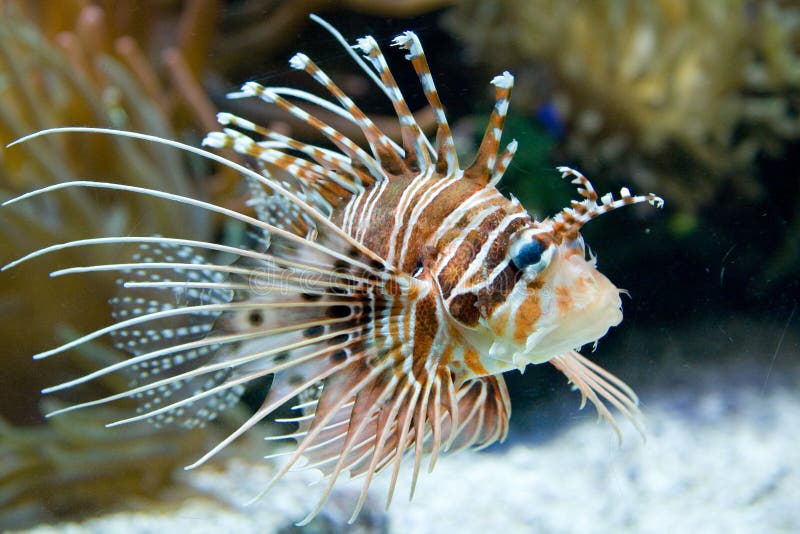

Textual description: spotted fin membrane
[108,242,242,429]
[1,13,662,528]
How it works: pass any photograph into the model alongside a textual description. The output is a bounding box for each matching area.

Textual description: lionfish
[2,16,662,524]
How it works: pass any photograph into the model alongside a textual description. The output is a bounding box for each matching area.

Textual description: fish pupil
[512,239,545,269]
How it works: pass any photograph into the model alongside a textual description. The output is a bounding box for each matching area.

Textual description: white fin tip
[289,53,309,70]
[354,36,376,54]
[392,31,421,60]
[201,132,229,148]
[491,71,514,89]
[226,82,266,101]
[216,112,238,126]
[391,32,414,48]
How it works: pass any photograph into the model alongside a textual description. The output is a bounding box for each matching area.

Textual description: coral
[215,0,456,75]
[445,0,800,219]
[0,405,204,527]
[0,4,253,528]
[0,1,218,423]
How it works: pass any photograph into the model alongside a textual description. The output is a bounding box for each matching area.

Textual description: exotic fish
[3,15,662,524]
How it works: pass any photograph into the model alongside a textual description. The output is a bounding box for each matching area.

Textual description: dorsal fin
[391,31,459,176]
[204,15,482,216]
[463,71,517,186]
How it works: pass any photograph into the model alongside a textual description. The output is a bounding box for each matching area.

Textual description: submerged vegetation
[0,2,227,527]
[0,2,450,528]
[447,0,800,283]
[0,1,797,530]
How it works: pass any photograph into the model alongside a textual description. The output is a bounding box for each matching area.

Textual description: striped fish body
[334,169,531,379]
[3,15,664,525]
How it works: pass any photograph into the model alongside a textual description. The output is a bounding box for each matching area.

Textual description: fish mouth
[525,268,623,364]
[476,255,624,369]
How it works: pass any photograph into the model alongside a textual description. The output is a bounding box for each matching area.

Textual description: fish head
[446,168,662,373]
[446,225,625,374]
[483,227,623,367]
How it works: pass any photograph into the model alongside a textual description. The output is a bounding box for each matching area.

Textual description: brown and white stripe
[5,14,661,528]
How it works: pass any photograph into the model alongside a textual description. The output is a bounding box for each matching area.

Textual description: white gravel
[19,381,800,534]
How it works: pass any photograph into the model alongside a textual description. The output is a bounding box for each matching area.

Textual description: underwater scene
[0,1,798,533]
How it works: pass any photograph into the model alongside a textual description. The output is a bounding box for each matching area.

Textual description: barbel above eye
[509,230,555,274]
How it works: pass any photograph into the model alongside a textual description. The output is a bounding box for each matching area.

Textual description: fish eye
[510,231,554,274]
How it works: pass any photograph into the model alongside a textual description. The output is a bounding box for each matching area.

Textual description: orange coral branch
[178,0,221,77]
[115,36,168,112]
[163,47,219,134]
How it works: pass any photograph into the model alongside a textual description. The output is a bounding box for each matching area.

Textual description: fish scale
[2,14,663,527]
